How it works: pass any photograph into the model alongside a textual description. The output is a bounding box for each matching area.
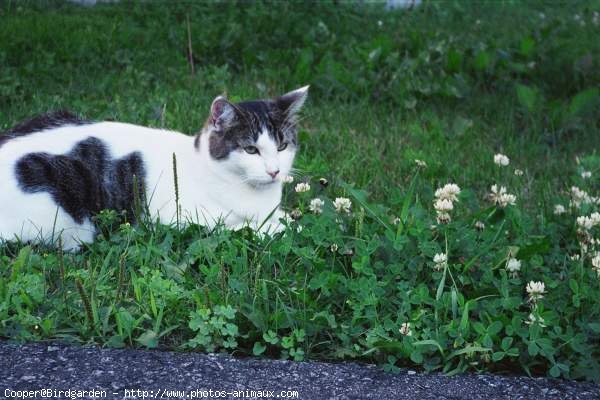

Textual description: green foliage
[1,0,600,382]
[1,163,600,380]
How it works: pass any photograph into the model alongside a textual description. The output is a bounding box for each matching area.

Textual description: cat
[0,86,308,251]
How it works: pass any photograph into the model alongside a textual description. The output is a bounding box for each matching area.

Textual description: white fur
[0,121,295,250]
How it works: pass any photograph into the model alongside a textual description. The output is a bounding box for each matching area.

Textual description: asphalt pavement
[1,341,599,400]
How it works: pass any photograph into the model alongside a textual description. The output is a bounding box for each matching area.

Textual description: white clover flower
[576,214,599,231]
[506,258,521,278]
[330,243,339,253]
[290,209,303,220]
[570,186,593,208]
[514,169,524,176]
[434,253,447,264]
[576,212,600,234]
[282,175,294,184]
[490,184,504,198]
[446,183,461,196]
[525,313,546,327]
[475,221,485,230]
[435,183,461,202]
[592,253,600,277]
[295,182,310,193]
[309,198,324,215]
[581,171,592,179]
[592,252,600,267]
[489,185,517,208]
[554,204,566,215]
[570,254,580,261]
[576,216,591,230]
[433,183,461,224]
[494,153,510,167]
[434,199,454,213]
[333,197,352,214]
[436,213,451,224]
[415,159,427,168]
[526,281,545,302]
[498,193,517,207]
[433,253,447,271]
[399,322,412,337]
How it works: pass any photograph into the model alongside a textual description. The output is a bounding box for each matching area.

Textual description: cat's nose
[267,169,280,179]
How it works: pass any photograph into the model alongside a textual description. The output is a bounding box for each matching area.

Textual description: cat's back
[0,111,189,161]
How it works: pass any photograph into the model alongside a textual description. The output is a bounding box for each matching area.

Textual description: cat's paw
[57,236,84,252]
[229,220,282,237]
[231,212,298,238]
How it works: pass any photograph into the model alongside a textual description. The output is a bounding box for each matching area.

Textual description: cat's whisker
[287,168,303,177]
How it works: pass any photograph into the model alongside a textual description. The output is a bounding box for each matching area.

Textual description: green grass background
[2,0,598,203]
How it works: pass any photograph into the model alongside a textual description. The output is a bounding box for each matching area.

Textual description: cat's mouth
[248,179,277,188]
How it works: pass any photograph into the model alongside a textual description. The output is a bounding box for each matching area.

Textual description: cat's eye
[244,146,259,155]
[278,142,288,151]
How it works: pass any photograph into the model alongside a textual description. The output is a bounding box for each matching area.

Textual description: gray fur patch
[1,111,91,148]
[15,137,146,225]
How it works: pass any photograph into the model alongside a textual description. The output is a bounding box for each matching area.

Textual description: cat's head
[199,86,308,188]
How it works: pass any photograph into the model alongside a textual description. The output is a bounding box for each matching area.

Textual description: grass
[1,0,600,381]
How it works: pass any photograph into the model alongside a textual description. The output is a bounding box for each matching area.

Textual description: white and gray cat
[0,86,308,250]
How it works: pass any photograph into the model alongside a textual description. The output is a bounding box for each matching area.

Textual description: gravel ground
[0,341,599,400]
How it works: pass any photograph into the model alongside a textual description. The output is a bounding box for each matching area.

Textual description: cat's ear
[209,96,238,133]
[276,85,309,120]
